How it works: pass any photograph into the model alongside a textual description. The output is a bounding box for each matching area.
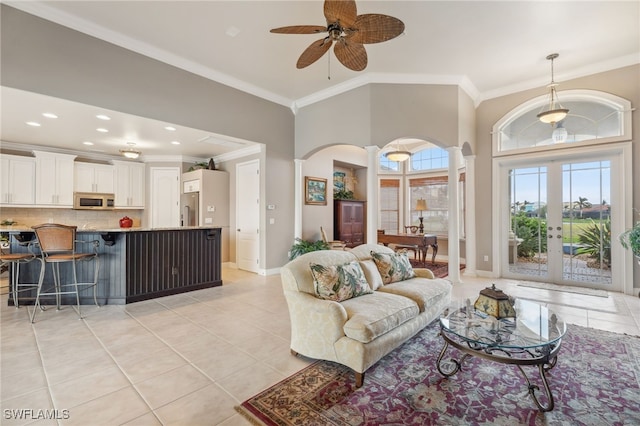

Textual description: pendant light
[537,53,569,125]
[385,140,411,162]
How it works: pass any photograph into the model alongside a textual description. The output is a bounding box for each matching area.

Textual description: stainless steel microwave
[73,192,115,210]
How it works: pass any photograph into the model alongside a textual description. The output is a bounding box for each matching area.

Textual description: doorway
[496,144,629,292]
[236,159,260,273]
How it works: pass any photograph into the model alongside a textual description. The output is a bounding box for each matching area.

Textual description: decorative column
[294,159,304,241]
[447,146,462,284]
[463,154,477,276]
[365,145,379,244]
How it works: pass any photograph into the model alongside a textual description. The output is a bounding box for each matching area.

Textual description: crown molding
[214,144,262,163]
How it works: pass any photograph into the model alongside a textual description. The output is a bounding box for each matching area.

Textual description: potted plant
[619,221,640,262]
[288,238,329,260]
[334,189,355,200]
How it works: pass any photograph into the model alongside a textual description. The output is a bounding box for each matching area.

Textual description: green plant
[513,213,547,258]
[187,161,209,172]
[577,219,611,267]
[288,238,330,260]
[334,189,354,200]
[620,222,640,257]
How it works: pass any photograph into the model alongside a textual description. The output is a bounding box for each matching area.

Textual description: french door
[496,145,629,292]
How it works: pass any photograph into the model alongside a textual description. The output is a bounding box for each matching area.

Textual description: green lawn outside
[562,219,597,243]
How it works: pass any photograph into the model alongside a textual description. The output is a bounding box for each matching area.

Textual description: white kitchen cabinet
[112,161,145,208]
[0,154,36,206]
[74,162,115,194]
[33,151,76,207]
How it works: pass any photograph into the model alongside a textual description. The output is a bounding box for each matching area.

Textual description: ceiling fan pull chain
[328,52,331,80]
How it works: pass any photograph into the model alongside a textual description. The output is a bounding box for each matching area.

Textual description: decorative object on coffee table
[473,283,516,319]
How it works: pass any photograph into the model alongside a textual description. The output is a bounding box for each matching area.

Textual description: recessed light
[83,141,94,146]
[96,114,111,120]
[42,113,58,119]
[96,128,109,133]
[165,126,176,131]
[26,121,41,127]
[171,141,181,145]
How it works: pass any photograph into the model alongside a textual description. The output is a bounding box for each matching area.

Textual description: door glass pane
[508,167,548,277]
[562,161,612,285]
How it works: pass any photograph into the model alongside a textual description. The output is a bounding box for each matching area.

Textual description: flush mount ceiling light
[120,143,141,159]
[384,140,411,162]
[537,53,569,125]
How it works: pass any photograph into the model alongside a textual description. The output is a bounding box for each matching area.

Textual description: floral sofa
[281,243,452,387]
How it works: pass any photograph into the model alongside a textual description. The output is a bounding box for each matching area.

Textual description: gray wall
[1,5,295,271]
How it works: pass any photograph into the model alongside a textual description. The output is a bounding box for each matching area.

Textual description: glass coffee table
[437,299,567,412]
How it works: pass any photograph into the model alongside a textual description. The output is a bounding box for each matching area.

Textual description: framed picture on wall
[305,176,327,205]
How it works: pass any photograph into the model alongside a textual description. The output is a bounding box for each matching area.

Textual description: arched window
[410,146,449,171]
[493,90,631,156]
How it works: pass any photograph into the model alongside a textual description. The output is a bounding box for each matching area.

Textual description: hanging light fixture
[384,140,411,162]
[120,142,141,159]
[552,122,568,143]
[537,53,569,125]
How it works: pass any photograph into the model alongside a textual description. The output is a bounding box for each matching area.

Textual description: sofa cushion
[370,251,416,284]
[309,261,373,302]
[341,292,419,343]
[378,277,452,313]
[358,259,384,291]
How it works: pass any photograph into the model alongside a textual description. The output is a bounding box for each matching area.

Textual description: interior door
[502,151,620,291]
[150,167,180,228]
[236,159,260,273]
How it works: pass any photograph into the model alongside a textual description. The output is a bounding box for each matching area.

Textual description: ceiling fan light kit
[270,0,404,72]
[537,53,569,125]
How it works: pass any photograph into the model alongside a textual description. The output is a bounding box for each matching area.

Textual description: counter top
[0,226,221,233]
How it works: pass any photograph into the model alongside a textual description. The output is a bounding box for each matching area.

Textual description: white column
[447,146,462,284]
[463,154,477,276]
[294,159,304,241]
[365,146,379,244]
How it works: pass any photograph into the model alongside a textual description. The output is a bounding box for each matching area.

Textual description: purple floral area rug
[237,321,640,426]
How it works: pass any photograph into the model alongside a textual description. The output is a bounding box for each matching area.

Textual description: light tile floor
[1,268,639,425]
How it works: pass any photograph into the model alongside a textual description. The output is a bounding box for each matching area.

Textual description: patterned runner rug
[237,321,640,426]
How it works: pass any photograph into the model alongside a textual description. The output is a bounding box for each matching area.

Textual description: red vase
[119,216,133,228]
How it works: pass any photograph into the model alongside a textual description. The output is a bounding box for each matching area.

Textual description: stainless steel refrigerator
[181,192,199,226]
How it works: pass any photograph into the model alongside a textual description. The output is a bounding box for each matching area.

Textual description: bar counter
[2,226,222,305]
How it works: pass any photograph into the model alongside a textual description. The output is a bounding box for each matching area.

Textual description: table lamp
[416,199,428,233]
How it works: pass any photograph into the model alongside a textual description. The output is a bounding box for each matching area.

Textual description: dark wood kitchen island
[3,227,222,305]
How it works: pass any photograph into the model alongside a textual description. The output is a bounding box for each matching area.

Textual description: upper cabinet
[112,161,145,209]
[33,151,76,207]
[74,162,115,194]
[0,154,36,206]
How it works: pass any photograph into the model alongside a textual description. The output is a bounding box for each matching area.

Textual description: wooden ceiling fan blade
[324,0,357,27]
[297,38,333,69]
[350,14,405,44]
[270,25,327,34]
[334,40,367,71]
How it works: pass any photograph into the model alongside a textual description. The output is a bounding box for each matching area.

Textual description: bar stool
[30,224,100,323]
[0,236,43,308]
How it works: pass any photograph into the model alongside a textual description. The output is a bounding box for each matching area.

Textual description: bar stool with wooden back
[0,234,43,308]
[30,224,100,322]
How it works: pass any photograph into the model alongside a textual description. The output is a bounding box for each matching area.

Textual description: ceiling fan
[270,0,405,72]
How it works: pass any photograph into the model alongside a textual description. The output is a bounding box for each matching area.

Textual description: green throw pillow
[309,261,373,302]
[370,251,416,284]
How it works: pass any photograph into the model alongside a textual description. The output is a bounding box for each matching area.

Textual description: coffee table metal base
[437,330,561,412]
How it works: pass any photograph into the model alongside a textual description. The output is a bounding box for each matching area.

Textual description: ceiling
[2,1,638,160]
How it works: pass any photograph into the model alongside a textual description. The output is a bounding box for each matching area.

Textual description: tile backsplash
[1,207,143,229]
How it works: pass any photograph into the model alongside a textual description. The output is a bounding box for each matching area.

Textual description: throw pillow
[370,250,416,284]
[309,261,373,302]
